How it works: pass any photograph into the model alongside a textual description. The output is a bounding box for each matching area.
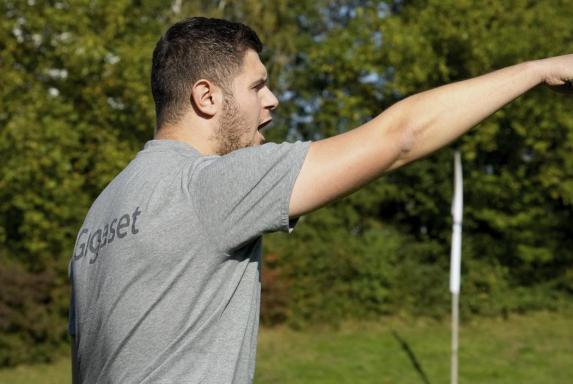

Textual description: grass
[1,310,572,383]
[255,309,573,383]
[0,357,70,384]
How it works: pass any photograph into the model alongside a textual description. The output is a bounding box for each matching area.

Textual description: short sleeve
[190,140,311,252]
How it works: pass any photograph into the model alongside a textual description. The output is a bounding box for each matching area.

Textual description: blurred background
[1,0,573,382]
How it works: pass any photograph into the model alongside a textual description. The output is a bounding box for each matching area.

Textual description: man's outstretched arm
[289,54,573,218]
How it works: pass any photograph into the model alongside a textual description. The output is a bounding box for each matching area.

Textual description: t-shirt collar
[143,139,202,156]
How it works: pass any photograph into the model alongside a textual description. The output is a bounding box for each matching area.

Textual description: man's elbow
[382,104,418,172]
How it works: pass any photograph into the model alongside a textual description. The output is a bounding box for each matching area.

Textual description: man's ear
[190,79,222,117]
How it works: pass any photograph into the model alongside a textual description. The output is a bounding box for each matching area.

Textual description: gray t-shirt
[68,139,311,383]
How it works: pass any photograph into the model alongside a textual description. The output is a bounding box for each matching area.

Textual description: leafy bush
[0,262,67,366]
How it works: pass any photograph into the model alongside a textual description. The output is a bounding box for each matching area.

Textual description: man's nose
[264,88,279,111]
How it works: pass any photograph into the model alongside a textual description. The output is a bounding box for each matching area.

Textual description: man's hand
[537,53,573,86]
[289,54,570,218]
[536,54,573,94]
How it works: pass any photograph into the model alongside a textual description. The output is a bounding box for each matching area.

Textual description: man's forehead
[240,50,267,79]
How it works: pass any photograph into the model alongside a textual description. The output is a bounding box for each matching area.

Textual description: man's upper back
[69,139,309,383]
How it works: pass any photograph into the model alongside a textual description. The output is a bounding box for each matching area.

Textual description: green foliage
[0,262,65,366]
[0,0,324,365]
[261,0,573,328]
[2,0,573,367]
[380,0,573,293]
[265,204,450,327]
[0,0,169,366]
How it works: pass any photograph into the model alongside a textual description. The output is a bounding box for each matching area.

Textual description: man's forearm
[390,60,543,169]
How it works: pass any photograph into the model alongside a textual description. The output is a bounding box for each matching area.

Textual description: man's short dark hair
[150,17,263,129]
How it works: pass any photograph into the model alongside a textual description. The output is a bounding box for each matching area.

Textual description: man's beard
[211,93,254,156]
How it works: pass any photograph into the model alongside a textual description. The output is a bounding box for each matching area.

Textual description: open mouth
[258,119,273,131]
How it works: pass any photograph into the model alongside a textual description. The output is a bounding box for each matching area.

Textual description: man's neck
[154,124,218,156]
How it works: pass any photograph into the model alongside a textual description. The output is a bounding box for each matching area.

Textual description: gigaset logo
[73,206,142,264]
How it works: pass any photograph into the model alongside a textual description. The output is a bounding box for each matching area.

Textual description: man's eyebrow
[250,76,268,87]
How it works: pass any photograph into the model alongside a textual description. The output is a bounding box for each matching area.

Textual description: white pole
[450,151,463,384]
[452,292,459,384]
[171,0,182,14]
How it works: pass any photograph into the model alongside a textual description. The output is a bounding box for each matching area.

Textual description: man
[69,16,572,384]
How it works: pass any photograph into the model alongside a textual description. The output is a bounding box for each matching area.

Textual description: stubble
[212,93,252,156]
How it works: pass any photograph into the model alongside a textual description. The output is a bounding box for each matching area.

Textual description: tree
[2,0,573,366]
[275,0,573,323]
